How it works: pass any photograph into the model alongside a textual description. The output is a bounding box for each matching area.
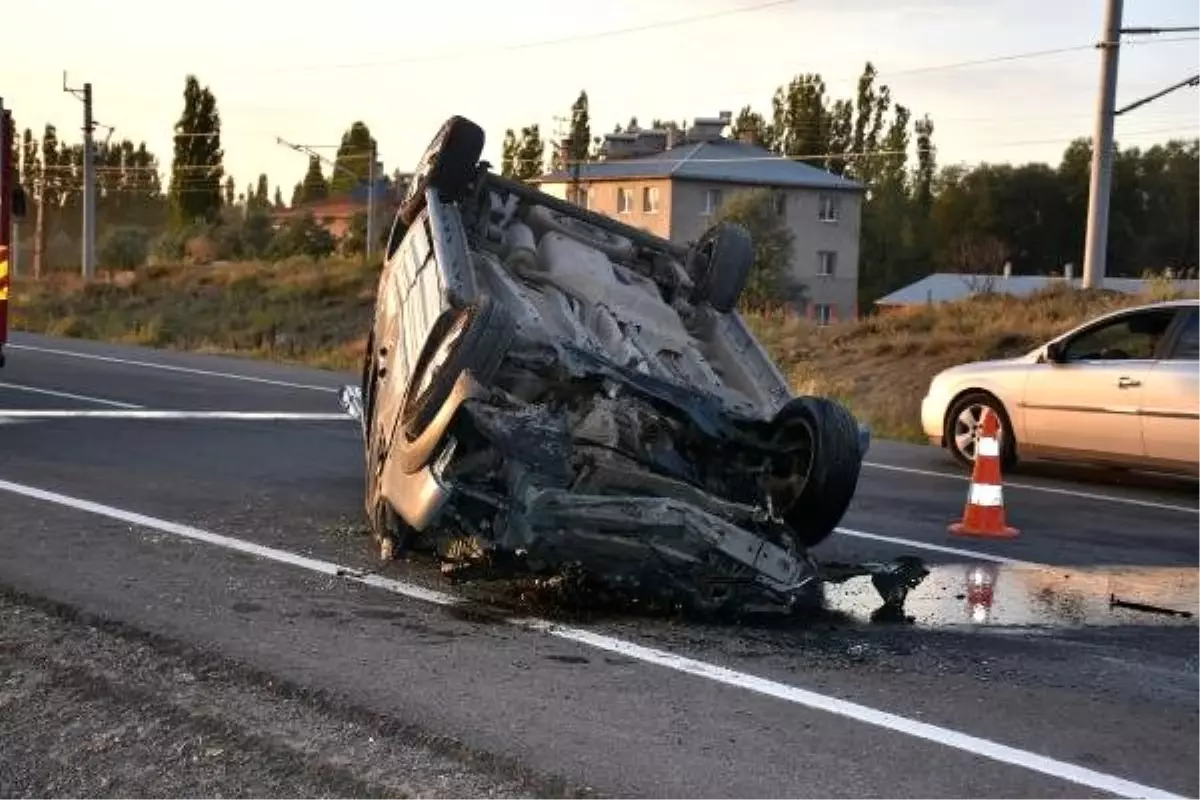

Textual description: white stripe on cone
[969,483,1004,507]
[977,437,1000,458]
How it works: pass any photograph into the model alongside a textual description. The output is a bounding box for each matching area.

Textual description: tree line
[9,68,1195,304]
[500,69,1197,306]
[7,75,388,273]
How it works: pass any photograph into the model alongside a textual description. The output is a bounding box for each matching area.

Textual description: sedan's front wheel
[945,391,1017,471]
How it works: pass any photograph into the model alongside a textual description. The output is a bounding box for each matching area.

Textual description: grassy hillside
[10,260,1189,441]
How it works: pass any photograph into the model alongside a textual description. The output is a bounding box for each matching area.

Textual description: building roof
[875,273,1200,306]
[533,139,863,192]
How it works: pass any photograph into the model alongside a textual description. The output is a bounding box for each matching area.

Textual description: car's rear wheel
[945,391,1017,471]
[401,296,515,442]
[772,397,865,548]
[688,221,753,313]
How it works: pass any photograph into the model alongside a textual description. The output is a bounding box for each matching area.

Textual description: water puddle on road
[820,562,1199,629]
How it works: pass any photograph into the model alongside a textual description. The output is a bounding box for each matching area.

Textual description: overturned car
[341,116,874,614]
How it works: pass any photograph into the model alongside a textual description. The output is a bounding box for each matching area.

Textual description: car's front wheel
[944,391,1017,471]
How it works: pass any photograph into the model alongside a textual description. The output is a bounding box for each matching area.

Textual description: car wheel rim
[953,404,1002,461]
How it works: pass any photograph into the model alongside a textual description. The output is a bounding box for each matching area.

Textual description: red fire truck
[0,96,25,369]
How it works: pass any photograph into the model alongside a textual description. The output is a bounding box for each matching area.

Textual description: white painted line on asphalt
[7,343,338,393]
[864,461,1198,515]
[0,380,145,409]
[0,410,352,421]
[832,527,1037,567]
[0,476,1181,800]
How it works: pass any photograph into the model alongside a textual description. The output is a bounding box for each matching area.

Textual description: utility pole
[1081,0,1122,290]
[365,141,376,261]
[64,73,96,280]
[33,161,45,279]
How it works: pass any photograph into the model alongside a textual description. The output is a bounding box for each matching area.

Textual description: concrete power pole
[64,74,96,280]
[1081,0,1123,290]
[366,142,376,261]
[81,82,96,280]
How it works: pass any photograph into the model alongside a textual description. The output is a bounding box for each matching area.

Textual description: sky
[3,0,1198,197]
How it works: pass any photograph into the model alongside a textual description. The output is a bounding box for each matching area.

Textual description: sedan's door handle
[1117,376,1141,388]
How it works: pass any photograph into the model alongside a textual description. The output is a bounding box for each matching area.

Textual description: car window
[1061,309,1176,362]
[1170,311,1198,361]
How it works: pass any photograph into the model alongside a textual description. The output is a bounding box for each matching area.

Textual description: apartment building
[533,114,864,322]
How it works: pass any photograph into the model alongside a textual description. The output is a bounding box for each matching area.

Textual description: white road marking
[864,461,1198,515]
[0,380,145,409]
[0,477,1181,800]
[7,343,338,392]
[833,527,1036,567]
[0,410,351,421]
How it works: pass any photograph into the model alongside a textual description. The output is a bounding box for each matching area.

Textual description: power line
[33,124,1196,180]
[882,44,1096,77]
[1121,25,1200,34]
[270,0,796,72]
[1116,74,1200,115]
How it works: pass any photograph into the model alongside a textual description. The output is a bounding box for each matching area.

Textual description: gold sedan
[920,298,1199,476]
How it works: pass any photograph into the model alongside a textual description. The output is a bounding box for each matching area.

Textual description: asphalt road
[1,331,1196,799]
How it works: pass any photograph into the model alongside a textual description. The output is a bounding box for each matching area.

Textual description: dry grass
[12,258,380,372]
[11,262,1194,441]
[744,278,1193,441]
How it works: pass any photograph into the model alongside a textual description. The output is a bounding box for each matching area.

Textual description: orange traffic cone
[949,408,1019,539]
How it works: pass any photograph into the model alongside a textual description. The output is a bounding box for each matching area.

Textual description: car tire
[776,397,865,548]
[688,221,753,313]
[944,391,1017,471]
[397,115,486,229]
[401,296,515,442]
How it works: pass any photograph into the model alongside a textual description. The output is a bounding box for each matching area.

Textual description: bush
[269,212,337,260]
[98,226,152,269]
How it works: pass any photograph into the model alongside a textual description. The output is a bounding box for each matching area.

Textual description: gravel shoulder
[0,588,580,799]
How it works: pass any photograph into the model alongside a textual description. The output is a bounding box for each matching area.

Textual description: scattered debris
[1109,594,1194,619]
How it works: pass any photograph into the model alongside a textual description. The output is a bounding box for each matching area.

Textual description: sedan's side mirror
[1044,341,1065,364]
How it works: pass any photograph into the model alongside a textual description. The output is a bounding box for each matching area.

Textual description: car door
[1021,307,1177,462]
[1141,307,1199,470]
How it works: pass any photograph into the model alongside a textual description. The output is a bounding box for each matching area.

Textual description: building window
[817,250,837,277]
[774,191,787,218]
[818,194,840,222]
[703,188,723,215]
[617,187,634,214]
[814,304,834,326]
[569,186,589,209]
[643,186,660,213]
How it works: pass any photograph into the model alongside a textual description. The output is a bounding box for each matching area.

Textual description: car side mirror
[1044,342,1064,364]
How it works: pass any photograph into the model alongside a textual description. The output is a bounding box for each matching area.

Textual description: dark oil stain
[308,608,339,620]
[604,656,635,666]
[446,604,509,626]
[231,602,264,615]
[352,608,408,621]
[545,654,590,665]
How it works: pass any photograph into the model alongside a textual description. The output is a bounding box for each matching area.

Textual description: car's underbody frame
[342,116,918,616]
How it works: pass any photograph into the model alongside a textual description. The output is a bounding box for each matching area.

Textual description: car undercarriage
[340,115,926,616]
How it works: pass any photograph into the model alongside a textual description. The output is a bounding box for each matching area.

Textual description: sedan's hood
[932,351,1039,381]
